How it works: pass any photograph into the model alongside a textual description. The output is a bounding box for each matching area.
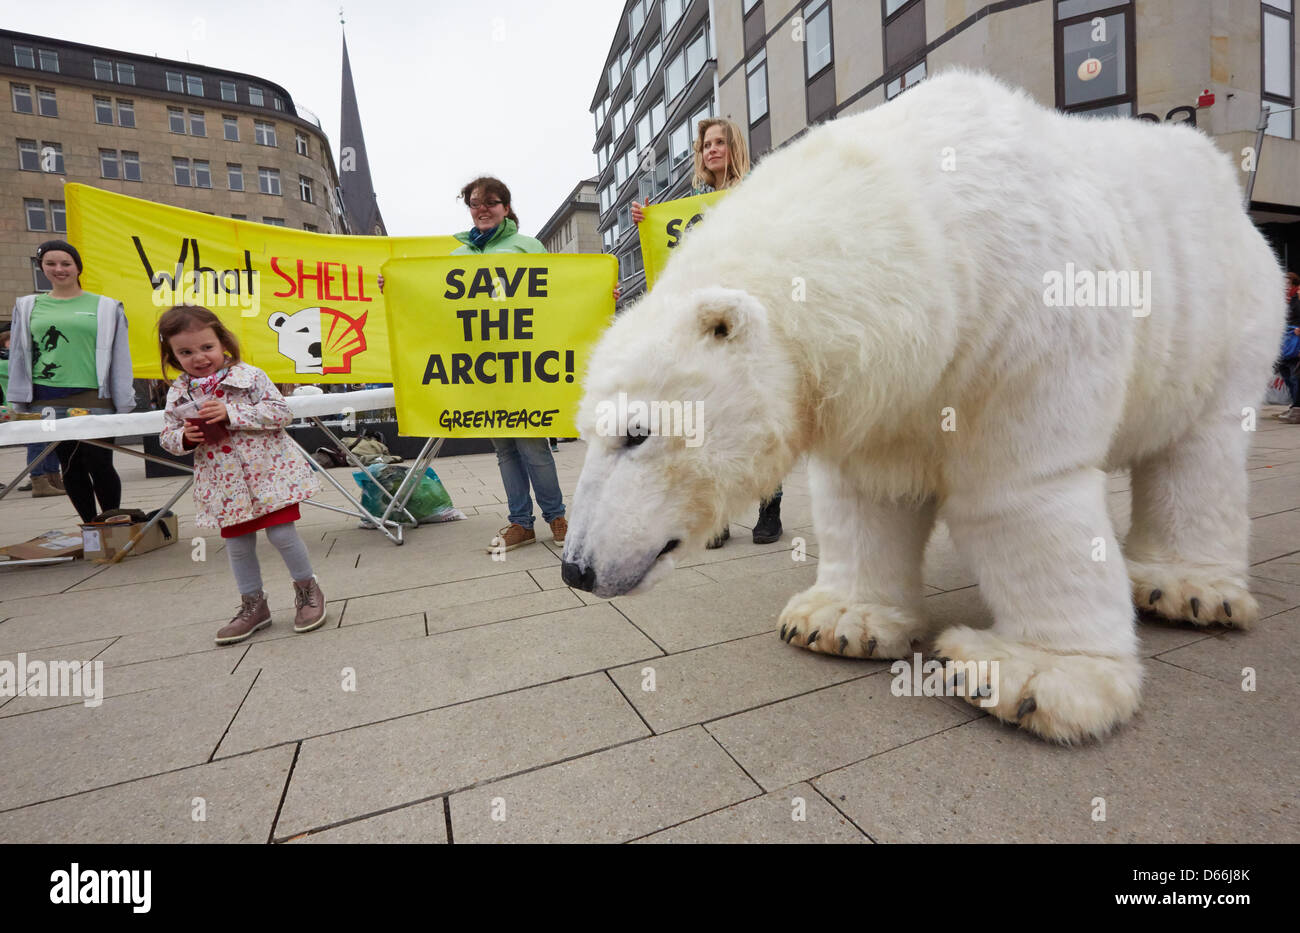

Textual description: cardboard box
[80,514,179,562]
[1,529,85,561]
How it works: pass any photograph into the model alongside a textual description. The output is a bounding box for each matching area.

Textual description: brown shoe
[549,516,567,544]
[488,523,535,553]
[292,576,327,633]
[215,591,271,645]
[31,475,63,498]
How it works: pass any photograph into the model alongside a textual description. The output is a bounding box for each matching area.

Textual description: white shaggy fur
[562,71,1282,743]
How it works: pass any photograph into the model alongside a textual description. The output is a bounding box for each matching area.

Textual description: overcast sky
[7,0,624,236]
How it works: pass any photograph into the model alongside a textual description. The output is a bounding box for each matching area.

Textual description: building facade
[1,29,348,310]
[596,1,1300,284]
[537,178,603,254]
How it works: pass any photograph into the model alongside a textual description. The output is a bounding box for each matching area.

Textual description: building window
[669,120,691,167]
[273,96,284,111]
[168,107,185,134]
[231,214,246,221]
[883,0,926,96]
[117,62,135,85]
[296,132,309,156]
[37,88,56,117]
[886,59,926,99]
[259,167,281,195]
[220,80,237,102]
[1263,0,1295,139]
[51,200,65,233]
[166,71,183,93]
[94,96,114,124]
[193,159,212,188]
[299,175,314,203]
[187,75,203,96]
[94,58,113,81]
[805,0,833,76]
[41,141,64,173]
[117,99,135,128]
[100,149,120,179]
[17,139,39,171]
[1054,0,1135,116]
[122,150,141,181]
[14,46,35,69]
[12,83,33,113]
[224,115,239,141]
[303,223,318,232]
[189,110,206,136]
[747,49,769,124]
[662,0,685,33]
[228,163,244,191]
[38,50,59,72]
[255,120,277,146]
[25,198,47,231]
[249,87,264,107]
[174,157,191,186]
[263,217,285,226]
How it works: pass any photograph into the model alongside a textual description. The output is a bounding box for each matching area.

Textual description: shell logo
[267,306,368,375]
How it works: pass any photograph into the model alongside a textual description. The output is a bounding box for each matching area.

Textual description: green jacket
[451,218,546,255]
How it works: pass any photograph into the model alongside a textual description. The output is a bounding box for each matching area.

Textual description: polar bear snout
[561,560,596,592]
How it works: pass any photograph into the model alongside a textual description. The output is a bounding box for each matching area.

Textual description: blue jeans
[26,443,60,477]
[493,438,564,528]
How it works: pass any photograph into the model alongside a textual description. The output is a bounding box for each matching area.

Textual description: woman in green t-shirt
[7,240,135,521]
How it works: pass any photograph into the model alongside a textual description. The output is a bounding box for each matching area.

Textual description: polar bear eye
[625,430,648,448]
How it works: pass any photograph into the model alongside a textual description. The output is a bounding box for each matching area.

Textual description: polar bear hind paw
[933,626,1143,744]
[777,587,924,659]
[1127,561,1257,630]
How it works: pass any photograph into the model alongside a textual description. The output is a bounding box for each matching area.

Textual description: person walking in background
[157,305,326,645]
[6,240,132,515]
[630,119,782,548]
[1278,272,1300,423]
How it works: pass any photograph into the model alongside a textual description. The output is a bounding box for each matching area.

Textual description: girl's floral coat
[160,363,319,530]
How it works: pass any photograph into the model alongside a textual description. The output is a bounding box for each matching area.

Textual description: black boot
[706,526,730,549]
[752,496,782,544]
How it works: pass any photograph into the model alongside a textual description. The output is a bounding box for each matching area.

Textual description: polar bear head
[562,287,804,598]
[268,307,323,374]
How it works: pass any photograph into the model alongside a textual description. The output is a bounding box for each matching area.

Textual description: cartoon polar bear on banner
[561,71,1283,744]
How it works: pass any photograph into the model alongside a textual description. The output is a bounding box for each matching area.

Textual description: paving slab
[448,727,760,843]
[633,781,869,843]
[0,746,293,843]
[276,673,648,837]
[287,799,449,843]
[343,570,540,625]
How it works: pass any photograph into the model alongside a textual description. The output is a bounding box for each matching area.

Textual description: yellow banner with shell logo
[638,190,728,290]
[64,183,458,382]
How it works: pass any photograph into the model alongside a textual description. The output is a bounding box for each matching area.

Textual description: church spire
[339,27,387,236]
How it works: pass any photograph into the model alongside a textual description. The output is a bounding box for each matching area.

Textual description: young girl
[157,305,326,645]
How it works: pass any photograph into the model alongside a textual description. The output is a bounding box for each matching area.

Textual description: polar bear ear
[268,313,287,331]
[693,289,765,342]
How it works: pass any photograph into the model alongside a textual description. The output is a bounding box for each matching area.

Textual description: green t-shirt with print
[0,354,9,405]
[30,292,100,388]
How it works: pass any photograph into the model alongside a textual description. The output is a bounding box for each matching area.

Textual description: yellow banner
[64,183,459,382]
[638,190,728,289]
[382,254,617,437]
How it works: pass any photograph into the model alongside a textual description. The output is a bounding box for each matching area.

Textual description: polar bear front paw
[933,626,1143,744]
[777,587,925,659]
[1127,560,1257,629]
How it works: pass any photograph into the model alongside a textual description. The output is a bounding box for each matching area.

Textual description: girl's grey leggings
[226,522,314,595]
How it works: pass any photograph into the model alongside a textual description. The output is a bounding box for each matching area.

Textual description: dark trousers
[55,441,121,523]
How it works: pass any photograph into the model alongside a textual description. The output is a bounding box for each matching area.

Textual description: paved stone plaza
[0,418,1296,844]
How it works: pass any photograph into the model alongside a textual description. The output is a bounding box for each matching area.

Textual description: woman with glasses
[451,176,568,553]
[628,118,781,549]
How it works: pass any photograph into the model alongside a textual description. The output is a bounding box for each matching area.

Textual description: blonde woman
[629,119,777,548]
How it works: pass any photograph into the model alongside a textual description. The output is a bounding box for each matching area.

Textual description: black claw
[1223,600,1232,619]
[1017,697,1037,720]
[785,627,799,643]
[1148,589,1162,605]
[934,656,951,665]
[977,684,992,699]
[1190,597,1200,618]
[779,624,788,640]
[807,629,820,645]
[866,637,877,656]
[838,635,848,653]
[947,672,965,693]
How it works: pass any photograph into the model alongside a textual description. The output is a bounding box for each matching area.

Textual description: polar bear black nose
[561,560,596,592]
[308,341,322,359]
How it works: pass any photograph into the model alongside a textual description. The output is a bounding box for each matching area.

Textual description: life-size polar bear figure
[560,71,1283,744]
